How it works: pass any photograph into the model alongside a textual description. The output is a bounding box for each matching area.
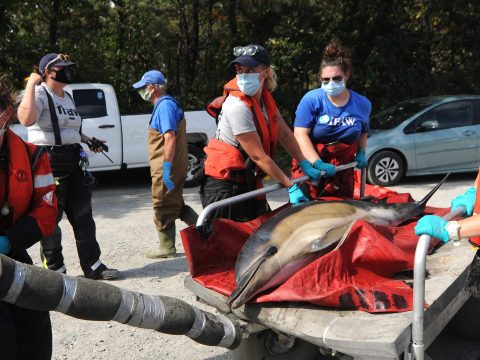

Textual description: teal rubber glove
[451,187,476,216]
[298,160,322,181]
[354,149,367,169]
[313,159,336,177]
[0,235,11,255]
[162,161,175,191]
[414,215,449,243]
[288,184,309,205]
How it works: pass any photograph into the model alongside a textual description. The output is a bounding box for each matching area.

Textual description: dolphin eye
[265,246,278,256]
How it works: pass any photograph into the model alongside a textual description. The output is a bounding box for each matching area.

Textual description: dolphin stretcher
[182,167,474,359]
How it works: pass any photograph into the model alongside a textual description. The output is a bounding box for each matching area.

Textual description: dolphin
[227,173,449,309]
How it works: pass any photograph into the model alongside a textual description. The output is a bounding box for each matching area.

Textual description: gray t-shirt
[215,95,268,146]
[27,83,82,145]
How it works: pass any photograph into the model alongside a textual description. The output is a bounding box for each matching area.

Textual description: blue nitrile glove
[354,149,367,169]
[298,160,322,181]
[162,161,175,191]
[414,215,449,243]
[312,159,336,177]
[451,186,476,216]
[0,235,11,255]
[288,183,310,205]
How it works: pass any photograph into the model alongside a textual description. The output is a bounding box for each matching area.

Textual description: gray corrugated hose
[0,255,241,349]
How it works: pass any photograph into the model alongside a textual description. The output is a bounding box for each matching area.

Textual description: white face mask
[0,110,7,136]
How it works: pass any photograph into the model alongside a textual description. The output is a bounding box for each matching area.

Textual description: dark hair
[319,38,353,77]
[0,74,16,112]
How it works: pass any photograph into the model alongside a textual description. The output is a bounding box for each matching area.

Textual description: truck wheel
[231,330,325,360]
[185,144,205,188]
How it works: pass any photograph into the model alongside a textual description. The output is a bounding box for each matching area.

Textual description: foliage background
[1,0,479,122]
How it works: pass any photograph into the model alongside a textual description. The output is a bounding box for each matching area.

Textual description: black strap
[43,87,62,145]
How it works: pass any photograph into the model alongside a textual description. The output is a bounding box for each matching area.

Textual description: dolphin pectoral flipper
[227,246,278,305]
[333,221,356,251]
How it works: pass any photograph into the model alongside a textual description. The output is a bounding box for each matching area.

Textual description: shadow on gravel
[118,255,189,280]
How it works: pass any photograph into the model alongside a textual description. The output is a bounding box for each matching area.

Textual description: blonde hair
[264,66,277,92]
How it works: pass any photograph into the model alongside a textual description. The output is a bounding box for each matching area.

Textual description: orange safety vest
[204,77,278,181]
[470,170,480,246]
[1,129,57,240]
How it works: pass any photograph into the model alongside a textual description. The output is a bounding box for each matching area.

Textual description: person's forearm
[17,84,38,126]
[252,153,293,188]
[163,132,177,163]
[293,130,319,162]
[17,74,42,126]
[458,215,480,238]
[358,133,367,151]
[277,120,306,163]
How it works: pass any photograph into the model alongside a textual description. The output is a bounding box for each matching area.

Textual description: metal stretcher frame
[411,205,466,360]
[193,166,466,359]
[196,162,360,228]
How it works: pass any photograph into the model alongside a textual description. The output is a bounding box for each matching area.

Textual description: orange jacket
[0,129,57,253]
[204,77,278,181]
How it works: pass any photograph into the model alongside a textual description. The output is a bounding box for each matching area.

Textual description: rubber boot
[145,225,176,259]
[180,204,199,226]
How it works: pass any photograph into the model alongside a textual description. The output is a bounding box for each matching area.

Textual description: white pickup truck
[12,83,217,187]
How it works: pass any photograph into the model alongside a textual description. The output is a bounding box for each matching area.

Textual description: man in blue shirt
[133,70,198,258]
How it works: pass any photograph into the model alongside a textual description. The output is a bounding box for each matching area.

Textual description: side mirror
[417,120,439,131]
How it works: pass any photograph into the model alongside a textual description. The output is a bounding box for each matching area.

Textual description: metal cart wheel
[231,330,332,360]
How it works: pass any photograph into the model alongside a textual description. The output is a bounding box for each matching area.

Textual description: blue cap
[132,70,166,89]
[39,53,76,73]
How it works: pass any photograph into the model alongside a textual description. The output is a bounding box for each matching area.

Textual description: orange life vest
[470,170,480,246]
[0,129,57,241]
[204,77,278,181]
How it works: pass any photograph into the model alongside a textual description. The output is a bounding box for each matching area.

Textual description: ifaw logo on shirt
[318,114,356,126]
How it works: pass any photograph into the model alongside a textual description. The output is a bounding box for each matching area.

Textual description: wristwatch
[445,221,461,242]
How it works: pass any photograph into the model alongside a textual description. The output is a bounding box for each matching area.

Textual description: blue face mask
[236,73,261,96]
[321,80,345,97]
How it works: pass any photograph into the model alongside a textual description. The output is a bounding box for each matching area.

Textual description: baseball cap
[39,53,76,74]
[228,44,271,68]
[132,70,166,89]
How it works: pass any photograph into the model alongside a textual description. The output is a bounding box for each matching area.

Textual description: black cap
[229,44,271,68]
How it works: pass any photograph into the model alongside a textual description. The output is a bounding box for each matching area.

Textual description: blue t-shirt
[294,89,371,145]
[150,95,184,133]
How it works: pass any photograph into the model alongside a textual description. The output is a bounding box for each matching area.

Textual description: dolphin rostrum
[227,173,449,309]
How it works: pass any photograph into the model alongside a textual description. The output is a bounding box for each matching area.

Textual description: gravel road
[25,169,480,360]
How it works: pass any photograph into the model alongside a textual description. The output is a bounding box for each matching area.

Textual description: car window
[416,101,473,131]
[370,98,437,130]
[71,89,108,119]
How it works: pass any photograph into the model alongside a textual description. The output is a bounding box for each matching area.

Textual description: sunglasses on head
[320,76,344,84]
[45,54,71,71]
[233,45,261,57]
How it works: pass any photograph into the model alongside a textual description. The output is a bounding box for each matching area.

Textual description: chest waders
[147,118,198,258]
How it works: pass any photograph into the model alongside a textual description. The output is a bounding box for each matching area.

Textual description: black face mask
[52,67,73,84]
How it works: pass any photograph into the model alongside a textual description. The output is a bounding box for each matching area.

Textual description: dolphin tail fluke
[418,172,450,208]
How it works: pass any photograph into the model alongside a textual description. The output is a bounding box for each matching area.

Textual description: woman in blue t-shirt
[292,39,371,198]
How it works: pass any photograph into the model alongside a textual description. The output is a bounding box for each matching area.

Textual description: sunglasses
[45,54,71,71]
[233,45,261,57]
[320,76,344,84]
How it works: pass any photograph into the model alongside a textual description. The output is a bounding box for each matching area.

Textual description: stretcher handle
[411,205,466,360]
[196,162,361,230]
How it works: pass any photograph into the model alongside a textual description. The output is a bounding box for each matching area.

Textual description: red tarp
[181,175,448,313]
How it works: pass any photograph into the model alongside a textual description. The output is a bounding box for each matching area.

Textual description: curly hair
[319,38,353,77]
[264,66,278,93]
[0,74,16,113]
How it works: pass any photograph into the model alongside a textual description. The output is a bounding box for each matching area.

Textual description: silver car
[366,95,480,186]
